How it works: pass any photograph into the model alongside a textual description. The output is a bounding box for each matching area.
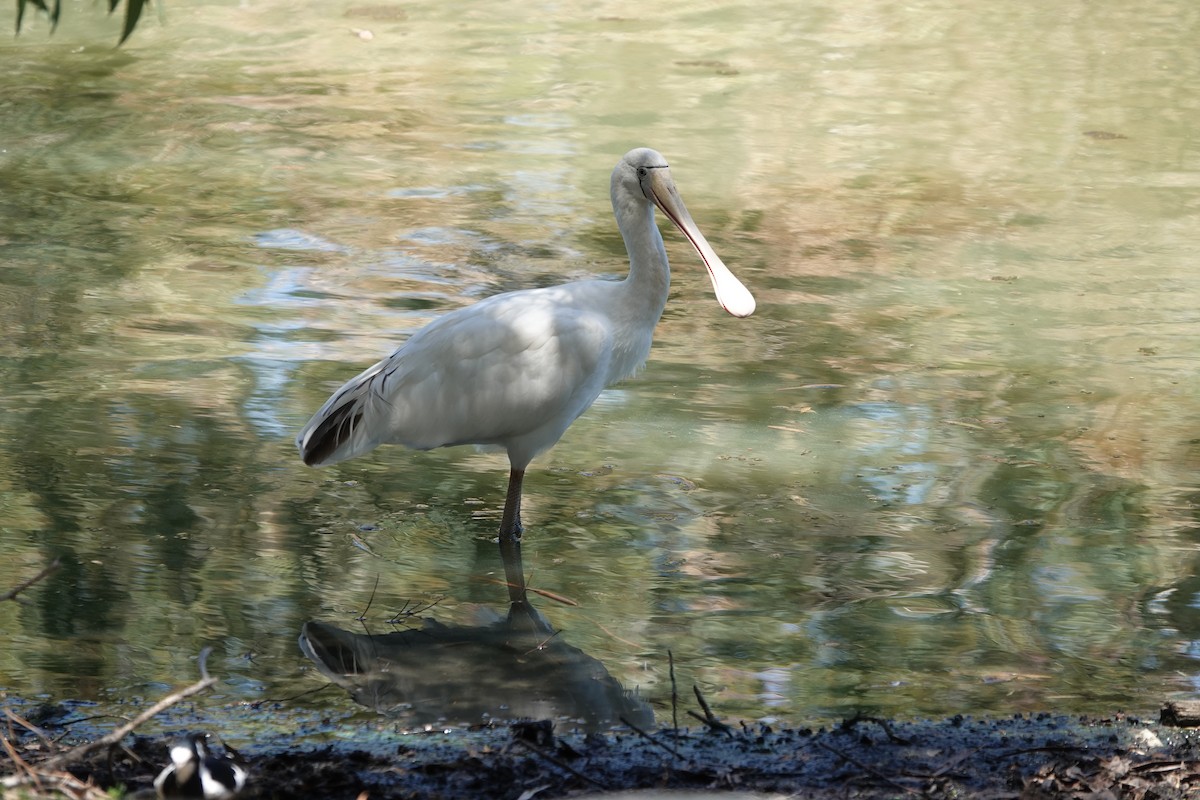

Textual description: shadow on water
[299,599,654,733]
[300,521,654,732]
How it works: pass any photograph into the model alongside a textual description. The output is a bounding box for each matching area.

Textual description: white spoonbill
[296,148,755,602]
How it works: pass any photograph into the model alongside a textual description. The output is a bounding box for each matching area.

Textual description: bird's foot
[507,599,553,634]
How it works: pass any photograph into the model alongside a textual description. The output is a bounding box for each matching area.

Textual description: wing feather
[296,281,619,468]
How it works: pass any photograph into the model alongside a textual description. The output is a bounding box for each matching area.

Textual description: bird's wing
[377,285,614,447]
[297,283,615,466]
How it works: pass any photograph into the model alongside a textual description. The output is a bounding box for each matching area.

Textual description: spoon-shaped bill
[647,171,756,318]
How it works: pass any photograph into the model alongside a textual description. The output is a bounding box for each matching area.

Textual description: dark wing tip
[299,402,363,467]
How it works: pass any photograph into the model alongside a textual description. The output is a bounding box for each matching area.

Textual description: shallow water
[1,0,1199,731]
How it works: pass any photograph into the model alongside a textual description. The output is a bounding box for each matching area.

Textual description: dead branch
[2,647,218,790]
[3,708,56,752]
[689,684,734,737]
[1,733,43,792]
[840,713,913,745]
[815,739,924,796]
[668,650,679,734]
[511,736,609,791]
[618,715,685,761]
[0,558,61,604]
[2,766,110,800]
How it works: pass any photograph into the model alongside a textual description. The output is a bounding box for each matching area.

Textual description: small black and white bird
[153,733,247,800]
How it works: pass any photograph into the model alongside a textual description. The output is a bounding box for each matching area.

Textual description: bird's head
[612,147,671,204]
[611,148,756,318]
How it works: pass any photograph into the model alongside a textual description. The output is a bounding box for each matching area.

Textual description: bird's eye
[637,167,648,178]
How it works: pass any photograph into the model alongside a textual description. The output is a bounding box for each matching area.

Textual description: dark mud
[10,708,1200,799]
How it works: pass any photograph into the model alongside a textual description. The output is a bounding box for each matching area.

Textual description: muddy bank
[4,613,1200,797]
[7,705,1200,799]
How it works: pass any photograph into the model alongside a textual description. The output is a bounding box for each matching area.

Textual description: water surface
[1,0,1199,731]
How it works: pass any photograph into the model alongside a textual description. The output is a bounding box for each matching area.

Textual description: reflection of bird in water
[299,612,655,732]
[154,733,247,800]
[296,148,755,602]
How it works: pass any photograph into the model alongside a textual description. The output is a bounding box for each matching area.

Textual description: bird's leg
[498,468,527,606]
[500,467,524,538]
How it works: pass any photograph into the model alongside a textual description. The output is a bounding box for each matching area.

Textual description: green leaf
[15,0,51,34]
[117,0,146,45]
[16,0,148,43]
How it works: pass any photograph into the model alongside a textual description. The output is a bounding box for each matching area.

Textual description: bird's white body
[311,277,659,470]
[297,148,753,476]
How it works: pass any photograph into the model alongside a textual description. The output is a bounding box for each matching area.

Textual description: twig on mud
[1,729,110,799]
[668,650,679,735]
[1,734,43,791]
[815,740,924,797]
[9,770,108,799]
[249,682,339,710]
[0,558,61,604]
[4,709,56,752]
[619,715,685,760]
[990,743,1092,763]
[688,685,734,737]
[841,714,912,745]
[25,647,218,773]
[511,736,609,791]
[1,734,109,800]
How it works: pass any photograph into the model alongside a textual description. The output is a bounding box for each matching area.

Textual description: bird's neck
[614,197,671,319]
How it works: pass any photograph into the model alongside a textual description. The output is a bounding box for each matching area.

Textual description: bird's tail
[296,362,388,467]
